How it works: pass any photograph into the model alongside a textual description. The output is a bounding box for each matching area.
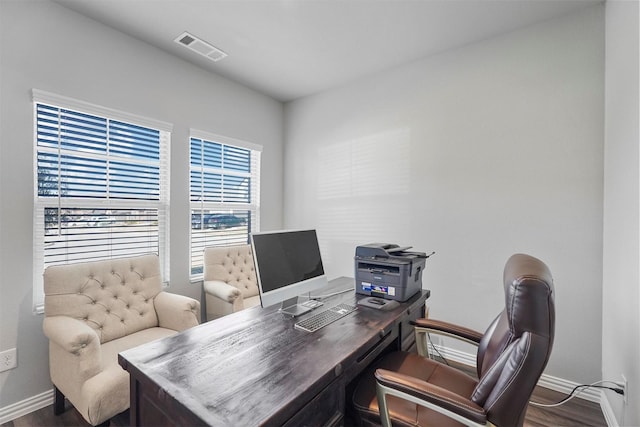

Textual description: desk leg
[129,377,139,427]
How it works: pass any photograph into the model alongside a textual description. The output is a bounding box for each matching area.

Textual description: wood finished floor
[2,387,608,427]
[3,359,607,426]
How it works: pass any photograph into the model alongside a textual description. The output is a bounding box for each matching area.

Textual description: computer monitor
[250,229,328,316]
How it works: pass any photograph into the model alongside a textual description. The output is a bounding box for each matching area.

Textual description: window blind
[32,91,171,312]
[189,132,261,278]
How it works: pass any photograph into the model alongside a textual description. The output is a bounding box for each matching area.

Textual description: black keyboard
[294,304,357,333]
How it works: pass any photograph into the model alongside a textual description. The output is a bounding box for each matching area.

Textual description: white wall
[0,0,283,408]
[284,6,604,383]
[603,1,640,425]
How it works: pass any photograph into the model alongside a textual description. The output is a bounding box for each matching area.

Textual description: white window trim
[190,129,262,153]
[32,90,172,314]
[32,89,173,132]
[189,129,262,280]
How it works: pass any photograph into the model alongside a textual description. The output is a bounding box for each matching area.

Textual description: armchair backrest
[44,254,163,344]
[203,245,258,298]
[471,253,555,427]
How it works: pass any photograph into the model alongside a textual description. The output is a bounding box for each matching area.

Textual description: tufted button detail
[83,316,88,321]
[91,301,96,305]
[81,343,87,348]
[126,304,130,309]
[121,281,125,285]
[106,309,110,314]
[89,274,94,279]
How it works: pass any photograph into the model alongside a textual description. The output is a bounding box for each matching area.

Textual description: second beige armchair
[203,244,260,321]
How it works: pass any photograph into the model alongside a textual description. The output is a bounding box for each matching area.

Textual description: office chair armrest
[155,291,201,331]
[375,368,487,426]
[415,318,483,345]
[204,280,242,303]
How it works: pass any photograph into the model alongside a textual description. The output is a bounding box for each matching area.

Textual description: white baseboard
[0,389,53,424]
[428,343,602,403]
[600,390,624,427]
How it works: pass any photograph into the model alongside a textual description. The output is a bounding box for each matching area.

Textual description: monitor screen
[251,229,328,316]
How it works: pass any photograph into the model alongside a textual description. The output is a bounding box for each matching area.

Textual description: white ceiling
[53,0,600,102]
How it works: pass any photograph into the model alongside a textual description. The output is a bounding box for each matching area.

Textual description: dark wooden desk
[118,277,429,426]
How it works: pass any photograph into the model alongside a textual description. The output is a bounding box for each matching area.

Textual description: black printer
[354,243,431,302]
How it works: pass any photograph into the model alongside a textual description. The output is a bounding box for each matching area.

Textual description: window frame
[189,129,261,280]
[32,89,172,313]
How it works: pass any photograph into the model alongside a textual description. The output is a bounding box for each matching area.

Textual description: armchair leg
[53,386,65,415]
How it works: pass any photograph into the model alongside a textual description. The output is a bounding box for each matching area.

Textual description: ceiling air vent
[175,31,228,62]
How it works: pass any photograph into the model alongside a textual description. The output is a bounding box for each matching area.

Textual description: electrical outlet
[0,348,17,372]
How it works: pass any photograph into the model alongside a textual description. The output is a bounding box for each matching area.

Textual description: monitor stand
[279,296,312,317]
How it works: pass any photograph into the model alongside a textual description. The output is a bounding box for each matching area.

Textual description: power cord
[529,380,624,407]
[426,332,450,366]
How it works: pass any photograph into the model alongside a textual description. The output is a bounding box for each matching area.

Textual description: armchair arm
[203,280,241,303]
[43,316,102,382]
[375,369,487,427]
[154,291,201,331]
[43,315,100,355]
[413,318,483,358]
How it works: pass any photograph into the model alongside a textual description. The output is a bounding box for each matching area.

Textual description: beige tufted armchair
[42,254,200,426]
[203,244,260,321]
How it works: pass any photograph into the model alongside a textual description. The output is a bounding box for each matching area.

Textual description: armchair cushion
[43,254,200,426]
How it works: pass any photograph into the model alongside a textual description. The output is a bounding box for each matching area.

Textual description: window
[189,130,261,278]
[32,90,171,311]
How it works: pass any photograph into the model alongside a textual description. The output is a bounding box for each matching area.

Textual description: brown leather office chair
[352,253,555,427]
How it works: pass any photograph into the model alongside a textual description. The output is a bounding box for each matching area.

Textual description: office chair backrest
[471,253,555,427]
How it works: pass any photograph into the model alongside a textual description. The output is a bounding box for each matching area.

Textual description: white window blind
[189,130,261,278]
[32,90,171,312]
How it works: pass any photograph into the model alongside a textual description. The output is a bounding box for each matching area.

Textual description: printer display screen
[360,282,396,297]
